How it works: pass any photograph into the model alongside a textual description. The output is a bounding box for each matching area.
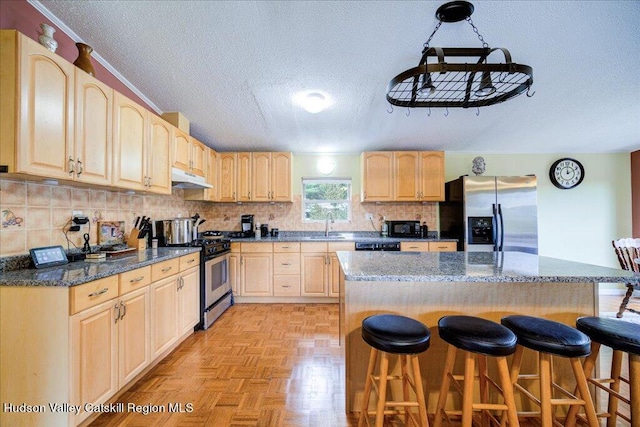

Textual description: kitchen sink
[305,235,347,240]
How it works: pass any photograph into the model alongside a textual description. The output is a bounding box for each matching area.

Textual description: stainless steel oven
[199,239,232,330]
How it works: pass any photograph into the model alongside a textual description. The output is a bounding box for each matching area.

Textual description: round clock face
[549,158,585,189]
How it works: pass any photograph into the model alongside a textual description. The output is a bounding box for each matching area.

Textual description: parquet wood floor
[89,296,639,427]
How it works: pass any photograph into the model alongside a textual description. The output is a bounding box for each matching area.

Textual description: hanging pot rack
[386,1,533,109]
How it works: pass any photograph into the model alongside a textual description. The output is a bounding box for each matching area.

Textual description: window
[302,178,351,222]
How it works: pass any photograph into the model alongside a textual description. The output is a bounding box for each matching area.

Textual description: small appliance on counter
[228,214,255,238]
[260,223,269,238]
[386,220,423,238]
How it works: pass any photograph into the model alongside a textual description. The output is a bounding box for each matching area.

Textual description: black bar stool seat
[359,314,431,427]
[565,316,640,427]
[501,315,598,427]
[433,316,520,427]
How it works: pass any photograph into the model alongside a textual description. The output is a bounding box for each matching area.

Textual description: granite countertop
[0,247,200,287]
[227,231,456,243]
[336,251,640,283]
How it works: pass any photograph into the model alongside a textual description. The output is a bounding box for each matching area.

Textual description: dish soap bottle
[381,217,388,237]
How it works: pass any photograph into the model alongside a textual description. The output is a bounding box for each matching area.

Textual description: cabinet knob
[68,157,75,176]
[76,158,83,176]
[114,303,120,323]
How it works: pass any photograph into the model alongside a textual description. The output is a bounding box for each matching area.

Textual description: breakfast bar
[337,251,640,414]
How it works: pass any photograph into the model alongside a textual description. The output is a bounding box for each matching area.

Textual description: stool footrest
[586,378,631,405]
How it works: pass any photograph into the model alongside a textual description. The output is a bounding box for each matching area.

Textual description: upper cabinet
[171,129,206,177]
[236,152,252,202]
[218,152,237,202]
[362,151,444,202]
[112,92,147,191]
[252,152,292,202]
[147,114,173,194]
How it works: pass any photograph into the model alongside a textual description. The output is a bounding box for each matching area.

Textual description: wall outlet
[365,213,373,220]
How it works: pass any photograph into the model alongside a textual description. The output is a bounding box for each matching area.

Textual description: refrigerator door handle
[497,203,505,251]
[492,204,499,252]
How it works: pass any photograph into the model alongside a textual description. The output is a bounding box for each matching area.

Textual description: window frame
[301,178,352,223]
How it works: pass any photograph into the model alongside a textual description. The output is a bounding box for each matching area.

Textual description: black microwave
[386,221,421,238]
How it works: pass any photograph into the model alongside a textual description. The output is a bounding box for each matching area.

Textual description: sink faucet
[325,212,335,236]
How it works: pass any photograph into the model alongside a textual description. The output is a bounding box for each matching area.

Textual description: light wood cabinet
[177,266,200,336]
[328,242,354,297]
[400,241,431,252]
[112,92,147,191]
[237,152,252,202]
[218,152,237,202]
[203,148,218,201]
[251,152,292,202]
[147,114,172,194]
[150,275,179,358]
[271,152,292,202]
[190,137,207,177]
[117,286,151,387]
[301,252,329,296]
[400,241,457,252]
[362,151,394,201]
[251,152,271,201]
[240,252,273,296]
[171,129,207,178]
[362,151,445,202]
[429,241,457,252]
[229,243,241,295]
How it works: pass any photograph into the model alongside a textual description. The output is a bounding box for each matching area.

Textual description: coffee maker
[241,214,254,237]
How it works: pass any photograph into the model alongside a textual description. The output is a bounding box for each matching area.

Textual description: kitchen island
[337,250,640,414]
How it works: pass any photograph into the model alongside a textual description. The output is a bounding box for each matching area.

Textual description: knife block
[127,229,146,251]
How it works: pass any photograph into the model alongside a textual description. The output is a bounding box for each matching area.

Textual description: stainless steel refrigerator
[439,176,538,254]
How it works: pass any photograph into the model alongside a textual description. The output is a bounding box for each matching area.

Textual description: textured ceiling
[38,0,640,154]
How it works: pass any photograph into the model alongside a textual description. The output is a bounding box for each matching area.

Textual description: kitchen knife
[139,216,146,230]
[134,216,140,229]
[138,218,150,238]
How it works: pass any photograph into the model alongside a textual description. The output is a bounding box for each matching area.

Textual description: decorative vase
[73,43,95,76]
[38,23,58,53]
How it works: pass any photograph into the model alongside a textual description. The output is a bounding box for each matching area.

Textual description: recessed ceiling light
[294,92,330,113]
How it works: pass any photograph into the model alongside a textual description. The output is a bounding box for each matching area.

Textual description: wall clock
[549,158,585,189]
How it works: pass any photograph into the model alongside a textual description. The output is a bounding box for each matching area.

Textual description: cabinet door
[172,128,191,172]
[150,276,178,358]
[190,137,207,177]
[75,70,112,185]
[204,148,218,201]
[400,241,430,252]
[419,151,445,201]
[328,254,342,297]
[70,299,118,423]
[394,151,420,202]
[178,266,200,336]
[237,152,252,202]
[301,253,329,296]
[428,241,457,252]
[271,152,292,202]
[147,114,172,194]
[229,252,240,295]
[240,253,273,296]
[251,152,271,201]
[118,286,150,386]
[113,92,146,190]
[18,36,74,179]
[218,152,237,202]
[361,152,393,201]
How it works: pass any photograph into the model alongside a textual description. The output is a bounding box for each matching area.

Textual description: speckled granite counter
[336,250,640,283]
[338,250,637,415]
[0,247,200,287]
[226,230,455,244]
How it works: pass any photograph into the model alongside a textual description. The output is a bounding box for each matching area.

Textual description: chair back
[612,238,640,273]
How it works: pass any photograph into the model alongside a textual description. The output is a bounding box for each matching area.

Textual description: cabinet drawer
[429,241,457,252]
[273,253,300,275]
[273,275,300,297]
[69,276,119,315]
[301,242,327,253]
[241,242,273,253]
[151,258,180,281]
[179,252,200,271]
[273,242,300,253]
[119,266,151,295]
[328,242,355,252]
[231,242,241,253]
[400,242,430,252]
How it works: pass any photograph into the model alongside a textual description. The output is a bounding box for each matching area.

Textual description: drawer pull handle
[89,288,109,297]
[282,246,290,249]
[162,266,173,273]
[120,301,126,319]
[282,285,291,288]
[129,276,144,283]
[281,263,291,266]
[187,259,195,264]
[114,303,120,323]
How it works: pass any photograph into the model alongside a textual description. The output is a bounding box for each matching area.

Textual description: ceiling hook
[406,108,411,117]
[526,86,536,97]
[444,107,449,117]
[476,107,480,116]
[387,105,394,114]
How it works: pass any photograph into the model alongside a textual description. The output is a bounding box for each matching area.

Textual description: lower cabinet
[240,252,273,296]
[400,241,457,252]
[178,266,200,336]
[150,275,179,358]
[301,252,329,296]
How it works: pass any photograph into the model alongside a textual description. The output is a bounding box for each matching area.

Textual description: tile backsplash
[0,178,437,257]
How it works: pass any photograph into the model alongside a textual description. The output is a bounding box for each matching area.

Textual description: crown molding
[28,0,162,114]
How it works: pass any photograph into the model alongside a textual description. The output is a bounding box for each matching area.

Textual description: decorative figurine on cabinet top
[38,23,58,53]
[73,42,96,76]
[472,156,486,176]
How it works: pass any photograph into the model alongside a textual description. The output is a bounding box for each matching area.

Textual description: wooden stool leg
[607,349,623,427]
[539,353,554,427]
[376,351,390,427]
[433,345,457,427]
[496,356,520,427]
[410,354,429,427]
[478,355,489,427]
[359,348,378,427]
[570,357,599,427]
[630,354,639,427]
[566,342,601,427]
[462,351,476,427]
[401,355,410,426]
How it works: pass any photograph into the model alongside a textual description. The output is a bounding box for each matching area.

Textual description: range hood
[171,168,212,189]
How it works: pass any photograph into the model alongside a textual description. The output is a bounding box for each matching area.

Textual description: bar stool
[501,315,599,427]
[565,316,639,427]
[433,316,520,427]
[358,314,431,427]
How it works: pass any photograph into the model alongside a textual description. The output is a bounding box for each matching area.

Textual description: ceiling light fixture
[299,92,329,113]
[386,1,533,109]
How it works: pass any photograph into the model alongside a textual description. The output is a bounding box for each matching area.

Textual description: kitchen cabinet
[229,243,241,295]
[218,152,237,202]
[273,242,301,296]
[239,242,273,296]
[251,152,292,202]
[328,242,354,297]
[171,129,207,177]
[429,241,457,252]
[361,151,394,202]
[400,241,457,252]
[237,152,252,202]
[300,242,330,296]
[147,114,173,194]
[177,266,199,336]
[1,30,74,179]
[362,151,445,202]
[112,92,147,191]
[117,286,151,387]
[204,148,218,201]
